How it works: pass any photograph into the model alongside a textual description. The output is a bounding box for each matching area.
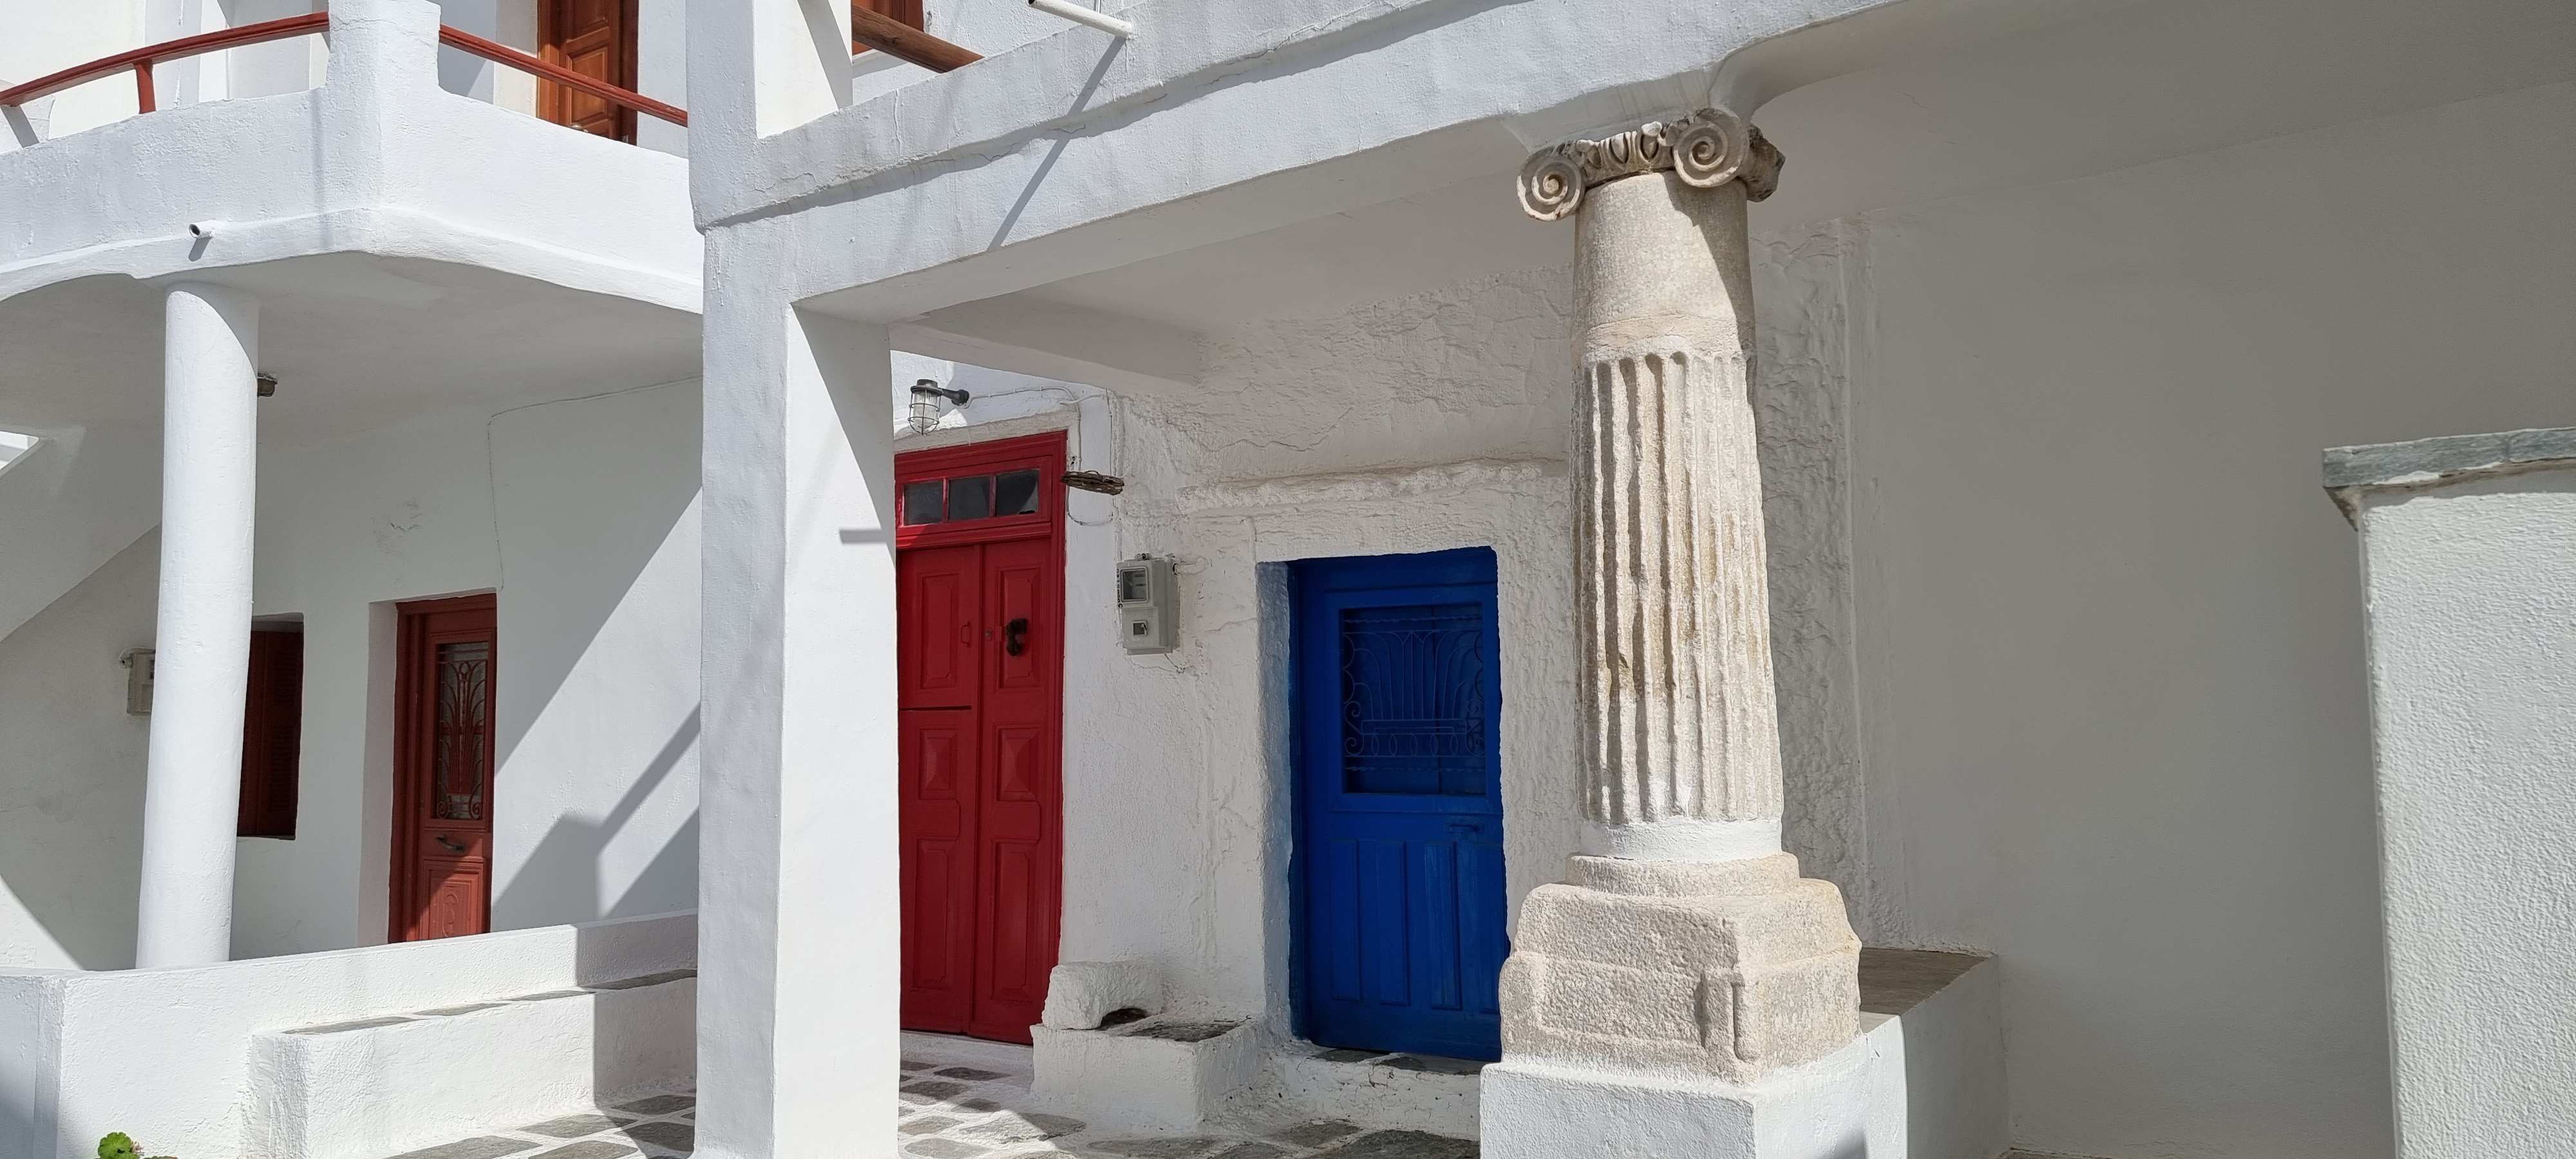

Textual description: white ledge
[1175,457,1562,513]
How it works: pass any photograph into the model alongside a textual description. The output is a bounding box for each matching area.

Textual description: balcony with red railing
[0,10,683,146]
[0,1,992,149]
[0,0,703,296]
[0,0,709,441]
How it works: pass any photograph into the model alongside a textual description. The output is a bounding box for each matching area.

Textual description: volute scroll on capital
[1517,109,1783,221]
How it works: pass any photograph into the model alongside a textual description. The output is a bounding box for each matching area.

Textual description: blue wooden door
[1292,548,1507,1061]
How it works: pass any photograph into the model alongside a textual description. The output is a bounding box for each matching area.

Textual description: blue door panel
[1293,547,1507,1062]
[1360,839,1411,1005]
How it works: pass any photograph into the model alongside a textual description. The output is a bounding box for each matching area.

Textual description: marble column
[1486,111,1863,1134]
[134,282,260,968]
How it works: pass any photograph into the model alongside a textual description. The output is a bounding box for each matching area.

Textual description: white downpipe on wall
[1025,0,1135,39]
[133,281,260,968]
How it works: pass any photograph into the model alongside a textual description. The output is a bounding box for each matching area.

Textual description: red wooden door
[896,433,1065,1042]
[540,0,638,141]
[391,595,498,943]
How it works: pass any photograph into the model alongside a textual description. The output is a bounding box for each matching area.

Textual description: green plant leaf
[97,1133,139,1159]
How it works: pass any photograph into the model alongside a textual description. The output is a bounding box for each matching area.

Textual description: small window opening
[238,622,305,838]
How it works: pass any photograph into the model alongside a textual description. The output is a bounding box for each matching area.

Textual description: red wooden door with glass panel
[391,595,498,943]
[896,433,1065,1042]
[540,0,638,141]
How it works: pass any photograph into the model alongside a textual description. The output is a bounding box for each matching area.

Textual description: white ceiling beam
[891,294,1200,399]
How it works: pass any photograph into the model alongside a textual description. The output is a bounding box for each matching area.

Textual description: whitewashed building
[0,0,2569,1157]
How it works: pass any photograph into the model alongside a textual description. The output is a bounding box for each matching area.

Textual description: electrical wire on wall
[943,383,1123,526]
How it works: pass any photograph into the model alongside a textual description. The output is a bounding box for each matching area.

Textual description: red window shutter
[237,630,304,838]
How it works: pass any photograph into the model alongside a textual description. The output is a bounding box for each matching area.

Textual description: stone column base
[1500,854,1861,1082]
[1480,1024,1901,1159]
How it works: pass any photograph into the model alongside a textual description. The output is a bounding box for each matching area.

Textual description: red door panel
[901,548,981,708]
[416,857,488,941]
[896,433,1065,1044]
[900,706,980,1032]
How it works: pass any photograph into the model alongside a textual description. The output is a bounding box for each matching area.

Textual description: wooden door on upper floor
[390,595,499,943]
[540,0,638,142]
[853,0,927,46]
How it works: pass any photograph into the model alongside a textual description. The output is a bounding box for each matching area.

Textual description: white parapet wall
[0,910,696,1159]
[2328,428,2576,1159]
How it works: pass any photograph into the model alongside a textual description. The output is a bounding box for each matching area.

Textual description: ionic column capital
[1517,109,1785,221]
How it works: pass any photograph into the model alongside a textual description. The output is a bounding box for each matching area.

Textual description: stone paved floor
[385,1093,696,1159]
[383,1036,1477,1159]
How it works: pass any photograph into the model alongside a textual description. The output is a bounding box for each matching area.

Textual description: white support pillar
[696,227,901,1158]
[134,281,260,969]
[2328,428,2576,1159]
[1482,112,1884,1159]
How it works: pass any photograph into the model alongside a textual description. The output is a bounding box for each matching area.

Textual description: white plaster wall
[488,379,702,929]
[0,0,147,142]
[233,381,705,956]
[0,375,707,965]
[980,269,1590,1026]
[0,426,164,647]
[145,0,330,108]
[238,410,505,956]
[2351,467,2576,1159]
[0,533,160,970]
[1831,80,2575,1157]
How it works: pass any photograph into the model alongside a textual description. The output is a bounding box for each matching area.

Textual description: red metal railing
[0,12,327,113]
[437,25,685,127]
[0,12,684,129]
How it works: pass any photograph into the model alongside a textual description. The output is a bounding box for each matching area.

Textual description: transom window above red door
[903,469,1043,527]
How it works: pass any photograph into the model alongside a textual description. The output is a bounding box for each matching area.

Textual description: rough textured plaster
[1752,218,1869,939]
[1015,259,1870,1030]
[2352,468,2576,1158]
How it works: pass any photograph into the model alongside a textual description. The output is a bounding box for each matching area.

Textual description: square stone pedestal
[1480,1023,1900,1159]
[1032,1015,1260,1131]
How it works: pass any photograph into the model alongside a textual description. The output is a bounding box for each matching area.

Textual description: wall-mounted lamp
[1027,0,1135,38]
[908,380,971,433]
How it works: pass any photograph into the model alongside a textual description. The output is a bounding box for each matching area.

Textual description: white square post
[697,228,901,1157]
[2329,429,2576,1158]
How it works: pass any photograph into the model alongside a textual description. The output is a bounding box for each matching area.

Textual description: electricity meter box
[1116,554,1178,654]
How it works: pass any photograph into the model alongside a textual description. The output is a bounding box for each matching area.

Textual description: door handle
[1004,617,1029,657]
[437,834,468,853]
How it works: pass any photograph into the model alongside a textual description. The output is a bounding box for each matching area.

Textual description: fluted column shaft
[1570,173,1784,860]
